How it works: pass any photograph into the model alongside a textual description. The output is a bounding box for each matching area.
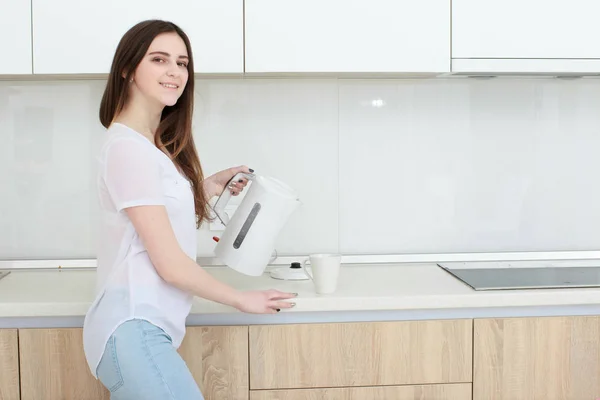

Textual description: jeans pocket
[96,335,124,393]
[140,321,173,342]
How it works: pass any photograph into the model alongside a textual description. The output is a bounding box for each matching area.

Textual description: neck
[114,95,164,142]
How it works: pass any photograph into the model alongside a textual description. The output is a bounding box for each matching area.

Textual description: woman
[82,19,297,399]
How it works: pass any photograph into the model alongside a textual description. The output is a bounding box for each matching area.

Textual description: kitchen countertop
[2,263,600,328]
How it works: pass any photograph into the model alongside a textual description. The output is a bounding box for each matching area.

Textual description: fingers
[264,290,299,313]
[265,301,295,314]
[226,165,253,195]
[230,165,254,175]
[228,183,240,195]
[271,300,296,310]
[228,180,247,195]
[228,176,250,196]
[267,289,298,300]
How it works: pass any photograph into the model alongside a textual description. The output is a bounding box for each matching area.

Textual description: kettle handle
[212,172,255,225]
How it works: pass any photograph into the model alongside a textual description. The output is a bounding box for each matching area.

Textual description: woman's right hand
[234,289,297,314]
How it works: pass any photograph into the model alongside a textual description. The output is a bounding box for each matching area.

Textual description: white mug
[302,254,341,294]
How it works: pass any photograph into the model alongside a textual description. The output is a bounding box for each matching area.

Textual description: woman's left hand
[204,165,253,198]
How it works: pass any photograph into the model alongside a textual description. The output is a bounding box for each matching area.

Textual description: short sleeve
[103,138,166,212]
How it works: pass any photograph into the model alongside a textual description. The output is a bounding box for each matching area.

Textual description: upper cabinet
[0,0,32,74]
[7,0,600,77]
[244,0,451,74]
[452,0,600,74]
[31,0,243,75]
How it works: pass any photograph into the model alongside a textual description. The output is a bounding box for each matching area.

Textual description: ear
[121,71,134,83]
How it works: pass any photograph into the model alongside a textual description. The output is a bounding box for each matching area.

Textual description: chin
[162,99,179,107]
[159,95,182,107]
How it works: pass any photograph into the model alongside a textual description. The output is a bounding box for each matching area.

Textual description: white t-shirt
[83,122,198,378]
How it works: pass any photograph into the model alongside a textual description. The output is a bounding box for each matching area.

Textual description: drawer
[250,383,472,400]
[249,320,472,389]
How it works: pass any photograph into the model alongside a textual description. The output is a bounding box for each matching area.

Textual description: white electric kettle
[211,172,301,276]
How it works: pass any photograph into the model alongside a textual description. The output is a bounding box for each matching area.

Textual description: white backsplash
[1,77,600,260]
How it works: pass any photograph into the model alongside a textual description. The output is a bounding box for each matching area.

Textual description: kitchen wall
[1,77,600,260]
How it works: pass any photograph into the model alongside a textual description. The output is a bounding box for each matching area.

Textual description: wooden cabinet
[0,329,20,400]
[474,316,600,400]
[32,0,243,74]
[14,316,600,400]
[18,326,248,400]
[250,383,472,400]
[244,0,450,74]
[19,328,109,400]
[0,0,32,74]
[452,0,600,60]
[178,326,249,400]
[249,319,472,390]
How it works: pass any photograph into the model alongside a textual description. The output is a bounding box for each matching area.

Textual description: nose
[166,63,179,78]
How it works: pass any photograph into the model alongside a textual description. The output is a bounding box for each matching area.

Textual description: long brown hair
[99,19,209,228]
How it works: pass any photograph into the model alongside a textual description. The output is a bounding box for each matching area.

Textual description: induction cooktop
[437,264,600,291]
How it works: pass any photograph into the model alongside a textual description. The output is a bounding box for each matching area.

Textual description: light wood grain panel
[19,328,109,400]
[0,329,20,400]
[249,320,472,389]
[474,316,600,400]
[250,383,472,400]
[179,326,248,400]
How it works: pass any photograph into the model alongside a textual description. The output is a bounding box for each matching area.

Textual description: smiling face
[130,31,190,108]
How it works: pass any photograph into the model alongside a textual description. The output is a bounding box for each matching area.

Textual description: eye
[177,61,188,68]
[152,57,165,63]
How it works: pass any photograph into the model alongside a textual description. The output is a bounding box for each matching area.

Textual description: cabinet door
[0,0,32,74]
[249,320,472,390]
[245,0,450,74]
[250,383,472,400]
[0,329,20,400]
[452,0,600,59]
[474,316,600,400]
[19,328,109,400]
[32,0,243,74]
[178,326,249,400]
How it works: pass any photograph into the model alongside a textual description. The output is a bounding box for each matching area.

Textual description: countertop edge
[3,302,600,329]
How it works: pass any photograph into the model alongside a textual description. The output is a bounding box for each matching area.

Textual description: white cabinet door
[0,0,32,74]
[245,0,450,74]
[453,0,600,59]
[32,0,243,74]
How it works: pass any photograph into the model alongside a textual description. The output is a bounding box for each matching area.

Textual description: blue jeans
[96,319,204,400]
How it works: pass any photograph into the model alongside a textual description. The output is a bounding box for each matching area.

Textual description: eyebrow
[148,51,189,60]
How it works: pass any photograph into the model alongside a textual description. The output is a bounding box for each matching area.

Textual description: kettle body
[212,173,301,276]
